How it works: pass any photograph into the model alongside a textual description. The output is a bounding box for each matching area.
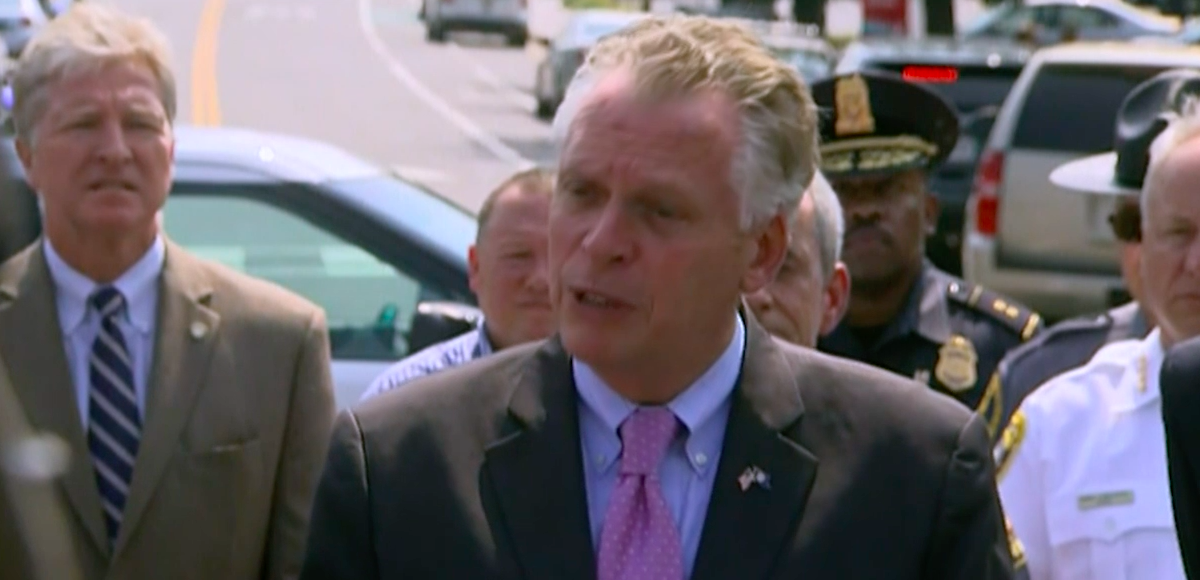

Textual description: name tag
[1078,490,1135,511]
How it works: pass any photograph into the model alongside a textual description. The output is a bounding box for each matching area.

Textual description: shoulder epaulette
[946,281,1043,341]
[1001,312,1109,365]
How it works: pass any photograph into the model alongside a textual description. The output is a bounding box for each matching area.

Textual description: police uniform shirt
[995,328,1186,580]
[818,262,1042,415]
[991,302,1150,437]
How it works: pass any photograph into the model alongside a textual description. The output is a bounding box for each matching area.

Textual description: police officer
[813,70,1044,426]
[995,68,1200,580]
[989,144,1155,436]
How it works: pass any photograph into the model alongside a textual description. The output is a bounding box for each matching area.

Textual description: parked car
[423,0,528,46]
[0,125,484,408]
[963,42,1200,321]
[962,0,1180,46]
[1132,14,1200,43]
[534,9,647,119]
[835,36,1032,275]
[760,28,839,84]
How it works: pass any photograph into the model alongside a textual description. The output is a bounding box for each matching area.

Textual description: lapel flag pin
[738,466,771,492]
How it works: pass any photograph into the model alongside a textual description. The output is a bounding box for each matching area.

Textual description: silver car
[961,0,1180,45]
[533,10,646,119]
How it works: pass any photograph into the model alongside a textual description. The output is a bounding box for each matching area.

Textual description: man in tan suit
[0,4,336,579]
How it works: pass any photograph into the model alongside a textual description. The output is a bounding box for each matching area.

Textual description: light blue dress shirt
[359,320,495,402]
[574,313,746,579]
[44,236,165,428]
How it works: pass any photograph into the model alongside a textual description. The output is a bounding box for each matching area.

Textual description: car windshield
[962,2,1021,36]
[770,47,833,82]
[331,176,477,267]
[568,15,641,44]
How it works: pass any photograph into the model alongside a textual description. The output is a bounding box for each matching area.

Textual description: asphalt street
[112,0,556,213]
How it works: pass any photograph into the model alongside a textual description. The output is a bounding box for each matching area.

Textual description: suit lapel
[691,312,819,580]
[483,337,597,580]
[0,243,110,554]
[114,241,219,554]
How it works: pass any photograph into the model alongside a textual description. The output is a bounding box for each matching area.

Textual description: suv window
[162,193,435,362]
[1011,63,1166,152]
[1058,6,1119,29]
[876,63,1024,114]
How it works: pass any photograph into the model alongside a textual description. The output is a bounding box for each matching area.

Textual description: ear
[15,138,36,191]
[819,261,851,336]
[923,191,940,237]
[467,244,482,295]
[740,213,789,295]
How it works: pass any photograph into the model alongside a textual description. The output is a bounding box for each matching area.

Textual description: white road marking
[357,0,535,170]
[446,41,538,113]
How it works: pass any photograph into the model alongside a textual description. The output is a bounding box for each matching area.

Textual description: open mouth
[571,288,631,310]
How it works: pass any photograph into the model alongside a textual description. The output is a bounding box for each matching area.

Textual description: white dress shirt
[997,328,1186,580]
[43,236,165,428]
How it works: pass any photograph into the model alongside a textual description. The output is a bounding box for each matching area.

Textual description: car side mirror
[407,301,484,354]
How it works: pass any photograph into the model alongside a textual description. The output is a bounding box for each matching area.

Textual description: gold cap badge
[834,74,876,137]
[935,334,978,393]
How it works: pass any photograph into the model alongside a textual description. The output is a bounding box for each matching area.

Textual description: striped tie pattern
[87,286,140,545]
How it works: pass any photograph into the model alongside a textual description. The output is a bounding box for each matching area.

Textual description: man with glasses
[986,170,1154,438]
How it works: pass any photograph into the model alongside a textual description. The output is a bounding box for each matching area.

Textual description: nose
[95,117,133,164]
[1185,236,1200,275]
[581,202,634,264]
[526,251,550,294]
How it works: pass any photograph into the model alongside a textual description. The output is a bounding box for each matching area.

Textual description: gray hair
[11,2,177,143]
[806,170,844,279]
[551,15,819,232]
[1143,96,1200,220]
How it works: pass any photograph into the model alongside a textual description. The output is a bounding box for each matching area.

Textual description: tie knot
[90,287,126,319]
[618,407,678,476]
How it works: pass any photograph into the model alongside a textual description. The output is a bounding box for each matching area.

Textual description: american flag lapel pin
[738,466,771,492]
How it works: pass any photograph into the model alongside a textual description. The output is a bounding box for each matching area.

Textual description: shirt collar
[1112,327,1164,412]
[43,235,166,335]
[573,312,746,464]
[475,317,494,357]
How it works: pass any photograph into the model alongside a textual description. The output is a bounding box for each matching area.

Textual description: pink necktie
[597,407,684,580]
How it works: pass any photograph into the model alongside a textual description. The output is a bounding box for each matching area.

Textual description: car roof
[171,125,385,184]
[1030,40,1200,65]
[997,0,1181,30]
[838,36,1033,69]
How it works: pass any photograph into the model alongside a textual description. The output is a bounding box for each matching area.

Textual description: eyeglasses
[1107,201,1141,243]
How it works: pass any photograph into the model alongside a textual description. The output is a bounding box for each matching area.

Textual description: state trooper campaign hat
[810,70,959,179]
[1050,68,1200,196]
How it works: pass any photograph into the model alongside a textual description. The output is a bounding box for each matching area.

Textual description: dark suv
[835,36,1033,275]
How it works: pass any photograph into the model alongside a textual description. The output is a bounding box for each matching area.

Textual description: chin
[559,325,629,368]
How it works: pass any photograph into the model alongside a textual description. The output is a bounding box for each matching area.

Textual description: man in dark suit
[301,14,1015,580]
[1163,336,1200,577]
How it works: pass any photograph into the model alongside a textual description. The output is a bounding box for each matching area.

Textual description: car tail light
[902,65,958,83]
[969,149,1004,236]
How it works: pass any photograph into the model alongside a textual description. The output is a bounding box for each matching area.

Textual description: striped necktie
[87,286,141,546]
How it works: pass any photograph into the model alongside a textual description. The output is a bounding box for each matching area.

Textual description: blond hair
[1143,96,1200,219]
[12,2,176,143]
[551,15,818,231]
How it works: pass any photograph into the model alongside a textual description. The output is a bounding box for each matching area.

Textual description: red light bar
[902,65,958,83]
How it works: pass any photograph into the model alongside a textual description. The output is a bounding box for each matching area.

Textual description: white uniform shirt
[996,328,1186,580]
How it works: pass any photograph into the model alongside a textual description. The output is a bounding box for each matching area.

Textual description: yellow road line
[190,0,227,126]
